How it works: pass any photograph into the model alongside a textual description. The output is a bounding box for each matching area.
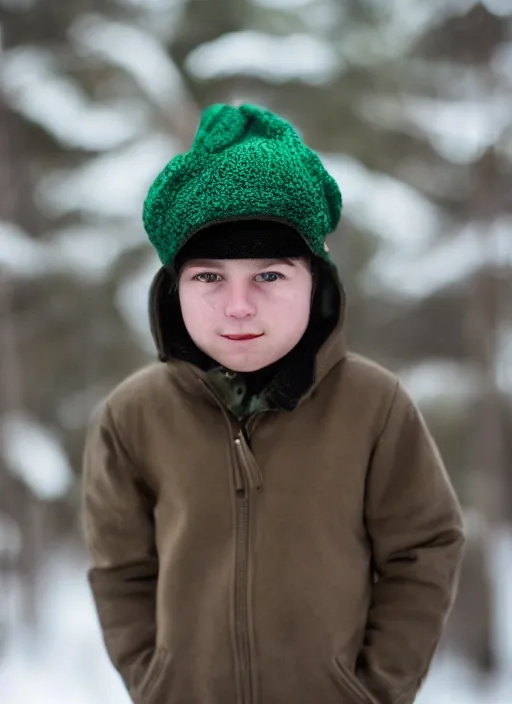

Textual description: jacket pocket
[331,654,377,704]
[138,647,172,704]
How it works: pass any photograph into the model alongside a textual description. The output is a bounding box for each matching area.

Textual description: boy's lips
[222,333,264,341]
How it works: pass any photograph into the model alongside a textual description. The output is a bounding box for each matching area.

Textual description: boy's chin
[217,360,269,373]
[211,353,279,374]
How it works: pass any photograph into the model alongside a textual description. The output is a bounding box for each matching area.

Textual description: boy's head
[175,220,313,372]
[143,102,343,372]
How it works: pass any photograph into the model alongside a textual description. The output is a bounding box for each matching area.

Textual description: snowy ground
[1,531,511,704]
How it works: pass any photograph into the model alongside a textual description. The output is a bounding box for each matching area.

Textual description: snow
[0,220,143,281]
[39,134,178,218]
[253,0,313,8]
[399,360,480,405]
[50,224,143,281]
[364,218,512,298]
[71,15,192,110]
[358,94,512,165]
[1,413,73,500]
[405,97,511,164]
[1,47,143,151]
[399,331,512,401]
[185,32,341,85]
[491,528,512,673]
[483,0,512,16]
[0,221,55,277]
[321,153,440,252]
[418,526,512,704]
[417,651,512,704]
[119,0,183,8]
[0,546,131,704]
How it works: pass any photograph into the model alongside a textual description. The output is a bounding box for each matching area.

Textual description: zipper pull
[234,434,263,493]
[232,440,246,495]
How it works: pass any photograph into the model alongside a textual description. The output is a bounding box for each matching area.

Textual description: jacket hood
[148,255,347,413]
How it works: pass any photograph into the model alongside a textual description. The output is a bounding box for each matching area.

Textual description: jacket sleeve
[81,399,158,696]
[358,380,466,704]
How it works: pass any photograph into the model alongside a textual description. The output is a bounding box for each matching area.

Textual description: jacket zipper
[235,432,263,493]
[194,377,264,704]
[233,429,263,704]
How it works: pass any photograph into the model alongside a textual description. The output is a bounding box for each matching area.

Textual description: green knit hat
[142,103,342,267]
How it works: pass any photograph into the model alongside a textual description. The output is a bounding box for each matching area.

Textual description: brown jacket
[82,265,465,704]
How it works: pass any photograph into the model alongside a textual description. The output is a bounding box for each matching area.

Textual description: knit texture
[142,103,342,267]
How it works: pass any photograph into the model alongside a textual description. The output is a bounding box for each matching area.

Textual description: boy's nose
[224,282,256,319]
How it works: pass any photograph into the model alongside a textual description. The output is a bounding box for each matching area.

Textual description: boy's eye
[193,272,222,283]
[254,272,284,283]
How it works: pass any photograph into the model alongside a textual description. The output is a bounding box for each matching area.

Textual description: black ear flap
[148,267,173,361]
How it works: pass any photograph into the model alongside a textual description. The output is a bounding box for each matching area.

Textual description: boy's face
[178,257,313,372]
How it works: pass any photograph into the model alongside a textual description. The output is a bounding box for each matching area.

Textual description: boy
[82,103,466,704]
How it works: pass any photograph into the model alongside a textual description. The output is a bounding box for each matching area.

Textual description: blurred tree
[378,2,512,672]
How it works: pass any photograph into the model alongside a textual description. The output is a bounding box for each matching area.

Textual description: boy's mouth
[222,334,264,341]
